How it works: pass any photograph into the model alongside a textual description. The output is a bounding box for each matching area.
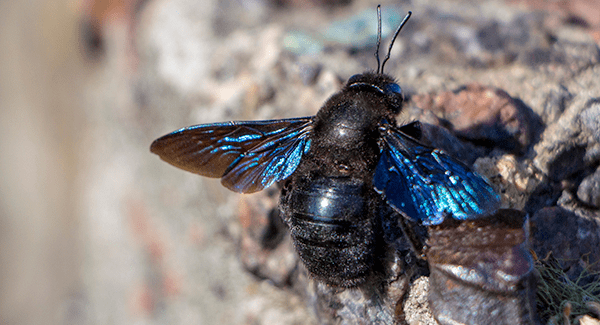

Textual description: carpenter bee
[150,9,500,287]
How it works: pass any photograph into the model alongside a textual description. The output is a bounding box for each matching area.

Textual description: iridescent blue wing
[151,117,313,193]
[374,120,500,225]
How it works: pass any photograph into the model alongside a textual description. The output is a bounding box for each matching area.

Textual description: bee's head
[345,72,403,114]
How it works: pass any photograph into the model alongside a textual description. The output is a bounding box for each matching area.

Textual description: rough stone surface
[412,83,540,154]
[578,166,600,208]
[427,210,538,324]
[531,206,600,279]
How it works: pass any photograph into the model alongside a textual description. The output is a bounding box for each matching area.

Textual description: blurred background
[1,0,599,324]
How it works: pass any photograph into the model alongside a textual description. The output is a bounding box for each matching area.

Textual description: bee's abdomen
[282,177,375,287]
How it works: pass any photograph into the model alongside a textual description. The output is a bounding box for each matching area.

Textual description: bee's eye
[383,83,402,95]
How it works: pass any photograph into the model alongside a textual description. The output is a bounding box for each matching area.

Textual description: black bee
[150,9,500,287]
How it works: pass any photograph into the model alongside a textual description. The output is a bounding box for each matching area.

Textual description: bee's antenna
[380,11,412,74]
[375,5,382,74]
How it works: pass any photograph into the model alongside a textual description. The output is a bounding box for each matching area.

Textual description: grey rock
[578,166,600,208]
[531,206,600,279]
